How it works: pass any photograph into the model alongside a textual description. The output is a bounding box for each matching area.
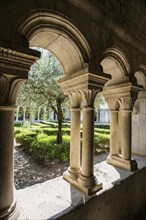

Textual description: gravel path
[14,140,108,190]
[14,144,69,190]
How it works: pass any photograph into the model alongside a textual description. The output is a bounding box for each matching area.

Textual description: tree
[17,47,67,144]
[94,92,106,122]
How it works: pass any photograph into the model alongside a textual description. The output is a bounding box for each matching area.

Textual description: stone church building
[0,1,146,220]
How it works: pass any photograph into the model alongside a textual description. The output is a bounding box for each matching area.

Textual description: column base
[63,171,102,195]
[68,167,80,178]
[107,155,138,171]
[0,201,20,220]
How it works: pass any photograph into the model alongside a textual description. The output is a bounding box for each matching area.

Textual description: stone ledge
[107,155,137,171]
[63,171,102,195]
[16,153,146,220]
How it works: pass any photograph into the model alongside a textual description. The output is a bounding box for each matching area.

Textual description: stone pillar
[78,107,95,185]
[105,99,120,165]
[109,110,119,156]
[63,92,81,181]
[78,89,102,194]
[0,47,40,219]
[103,90,138,171]
[69,108,81,177]
[120,110,132,160]
[0,106,20,220]
[118,97,137,171]
[132,91,146,156]
[57,69,109,194]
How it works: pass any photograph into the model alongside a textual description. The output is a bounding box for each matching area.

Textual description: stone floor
[16,154,146,220]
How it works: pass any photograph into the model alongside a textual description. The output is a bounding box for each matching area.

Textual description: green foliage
[94,128,110,134]
[62,123,71,128]
[94,133,110,154]
[14,122,23,127]
[22,121,31,128]
[94,92,106,109]
[94,124,110,129]
[14,122,110,164]
[40,121,58,128]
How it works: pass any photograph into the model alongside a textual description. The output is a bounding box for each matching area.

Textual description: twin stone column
[63,89,102,195]
[103,89,138,171]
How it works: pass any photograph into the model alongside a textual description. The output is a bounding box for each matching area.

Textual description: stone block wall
[58,167,146,220]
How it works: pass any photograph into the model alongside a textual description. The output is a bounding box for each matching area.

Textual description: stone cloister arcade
[0,1,146,220]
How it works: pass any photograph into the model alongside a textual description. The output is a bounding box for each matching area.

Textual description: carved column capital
[119,97,135,110]
[105,98,119,111]
[67,91,81,108]
[0,47,39,107]
[79,89,98,107]
[0,74,25,106]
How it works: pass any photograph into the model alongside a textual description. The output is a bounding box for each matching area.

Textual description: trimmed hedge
[14,122,110,164]
[94,133,109,154]
[94,124,110,129]
[15,132,70,163]
[94,128,110,134]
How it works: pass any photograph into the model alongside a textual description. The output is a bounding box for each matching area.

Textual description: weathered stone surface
[17,153,146,220]
[0,1,145,219]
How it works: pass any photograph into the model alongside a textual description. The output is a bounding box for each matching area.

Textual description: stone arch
[134,65,146,89]
[100,46,131,87]
[18,9,91,75]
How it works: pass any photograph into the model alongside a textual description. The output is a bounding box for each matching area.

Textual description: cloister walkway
[15,151,146,220]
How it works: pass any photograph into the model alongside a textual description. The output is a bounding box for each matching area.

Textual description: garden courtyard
[14,121,110,190]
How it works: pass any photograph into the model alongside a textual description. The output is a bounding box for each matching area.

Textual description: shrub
[94,128,110,134]
[14,122,110,165]
[42,128,58,136]
[21,121,31,128]
[15,132,36,151]
[62,128,70,135]
[31,126,44,134]
[29,134,70,163]
[94,124,110,129]
[62,123,70,128]
[14,122,23,127]
[14,127,22,135]
[30,134,57,162]
[40,121,58,128]
[94,133,110,154]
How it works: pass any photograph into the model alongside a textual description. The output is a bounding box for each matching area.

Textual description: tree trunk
[56,99,63,144]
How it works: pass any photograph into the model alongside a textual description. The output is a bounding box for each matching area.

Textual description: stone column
[57,68,109,195]
[109,110,119,156]
[0,47,39,220]
[103,83,140,170]
[120,110,132,160]
[78,89,102,194]
[104,98,120,165]
[132,91,146,156]
[63,92,81,181]
[78,106,95,184]
[118,97,137,171]
[0,106,19,220]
